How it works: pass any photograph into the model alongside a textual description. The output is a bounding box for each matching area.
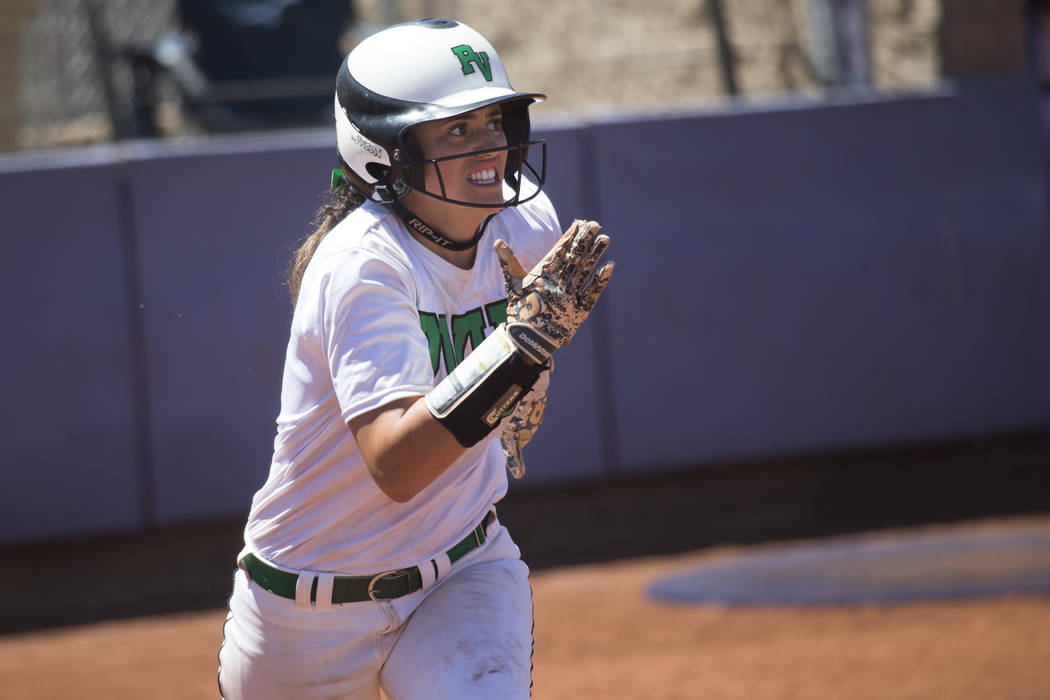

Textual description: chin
[474,188,508,209]
[449,196,502,213]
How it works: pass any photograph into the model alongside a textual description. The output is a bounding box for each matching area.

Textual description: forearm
[350,396,467,503]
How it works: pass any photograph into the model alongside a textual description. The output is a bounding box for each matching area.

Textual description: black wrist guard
[425,324,546,447]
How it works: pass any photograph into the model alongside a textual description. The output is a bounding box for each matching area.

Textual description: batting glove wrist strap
[425,324,546,447]
[505,322,558,364]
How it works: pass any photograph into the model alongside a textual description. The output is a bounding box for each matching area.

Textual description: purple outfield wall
[1,77,1047,543]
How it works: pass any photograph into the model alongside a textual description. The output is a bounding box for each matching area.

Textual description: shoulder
[484,185,561,268]
[506,186,560,240]
[318,201,403,257]
[319,202,411,271]
[303,202,416,305]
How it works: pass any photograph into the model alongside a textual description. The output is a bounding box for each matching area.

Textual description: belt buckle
[367,569,406,601]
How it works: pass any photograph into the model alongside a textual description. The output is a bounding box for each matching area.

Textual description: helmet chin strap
[390,201,495,252]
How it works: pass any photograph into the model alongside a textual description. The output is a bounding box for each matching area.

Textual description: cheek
[426,159,462,190]
[422,161,471,197]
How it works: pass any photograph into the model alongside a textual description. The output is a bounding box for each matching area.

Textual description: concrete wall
[2,77,1047,544]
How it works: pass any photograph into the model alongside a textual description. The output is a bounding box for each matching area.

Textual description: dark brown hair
[287,181,365,305]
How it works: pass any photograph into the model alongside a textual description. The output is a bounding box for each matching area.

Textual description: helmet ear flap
[364,162,390,182]
[399,130,428,191]
[500,100,532,186]
[338,159,403,204]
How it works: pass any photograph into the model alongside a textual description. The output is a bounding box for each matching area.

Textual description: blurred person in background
[174,0,352,130]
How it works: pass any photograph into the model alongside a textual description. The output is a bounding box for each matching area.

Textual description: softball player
[218,18,612,699]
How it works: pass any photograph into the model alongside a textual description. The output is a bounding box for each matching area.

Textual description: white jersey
[242,189,561,575]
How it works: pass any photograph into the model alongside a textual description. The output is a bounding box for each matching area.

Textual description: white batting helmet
[334,18,546,207]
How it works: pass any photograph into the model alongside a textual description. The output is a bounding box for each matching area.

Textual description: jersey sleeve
[319,239,434,424]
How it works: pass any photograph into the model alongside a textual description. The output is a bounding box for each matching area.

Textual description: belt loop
[314,573,335,613]
[419,557,439,592]
[433,552,452,582]
[295,573,315,613]
[485,509,498,535]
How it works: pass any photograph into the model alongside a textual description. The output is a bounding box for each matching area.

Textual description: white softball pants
[217,522,534,699]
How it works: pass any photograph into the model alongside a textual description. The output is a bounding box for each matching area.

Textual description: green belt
[242,511,495,604]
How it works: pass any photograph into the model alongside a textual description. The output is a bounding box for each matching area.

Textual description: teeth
[468,167,497,184]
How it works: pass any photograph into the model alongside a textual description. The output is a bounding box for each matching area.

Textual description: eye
[448,122,467,137]
[487,116,503,131]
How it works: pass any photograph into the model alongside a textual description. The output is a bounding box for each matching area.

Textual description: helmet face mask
[398,120,548,209]
[334,18,546,209]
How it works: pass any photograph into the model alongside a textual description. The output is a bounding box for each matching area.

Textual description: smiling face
[400,105,509,244]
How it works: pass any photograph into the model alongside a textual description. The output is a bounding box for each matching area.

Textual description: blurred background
[0,0,1048,639]
[0,0,1029,150]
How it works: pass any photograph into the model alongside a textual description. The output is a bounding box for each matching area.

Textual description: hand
[494,219,614,363]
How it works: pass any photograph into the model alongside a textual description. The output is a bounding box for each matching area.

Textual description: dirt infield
[2,516,1049,699]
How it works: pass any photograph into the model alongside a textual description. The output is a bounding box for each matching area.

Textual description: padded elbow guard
[425,323,547,447]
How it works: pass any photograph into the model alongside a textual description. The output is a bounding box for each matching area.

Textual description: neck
[393,202,490,269]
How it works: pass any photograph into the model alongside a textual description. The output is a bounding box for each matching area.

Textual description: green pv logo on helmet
[451,44,493,81]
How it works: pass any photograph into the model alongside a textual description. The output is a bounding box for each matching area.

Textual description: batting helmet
[334,18,546,207]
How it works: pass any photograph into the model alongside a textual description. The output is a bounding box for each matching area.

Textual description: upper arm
[347,396,415,454]
[320,248,434,426]
[347,395,413,469]
[347,395,466,503]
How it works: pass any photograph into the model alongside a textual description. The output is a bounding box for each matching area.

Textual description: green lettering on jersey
[451,44,493,81]
[484,299,508,328]
[451,308,487,367]
[419,301,508,375]
[419,311,456,375]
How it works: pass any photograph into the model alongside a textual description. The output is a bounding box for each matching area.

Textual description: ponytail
[287,176,364,305]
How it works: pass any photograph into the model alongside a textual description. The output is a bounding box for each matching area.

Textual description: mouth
[466,166,500,186]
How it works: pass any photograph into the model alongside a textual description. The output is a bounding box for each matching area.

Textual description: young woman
[218,18,612,699]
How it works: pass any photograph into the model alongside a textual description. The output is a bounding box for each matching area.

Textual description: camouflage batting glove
[500,367,550,479]
[493,219,614,364]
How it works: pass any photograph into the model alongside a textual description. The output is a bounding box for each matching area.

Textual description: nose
[476,127,507,153]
